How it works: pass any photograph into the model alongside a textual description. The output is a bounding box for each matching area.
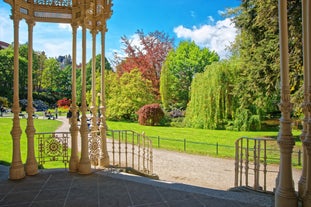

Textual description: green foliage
[0,97,9,107]
[106,69,157,121]
[184,60,239,130]
[160,41,219,110]
[230,0,302,119]
[77,55,112,105]
[0,48,14,102]
[0,46,28,101]
[137,103,164,126]
[41,58,61,91]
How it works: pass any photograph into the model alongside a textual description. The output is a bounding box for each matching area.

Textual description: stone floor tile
[30,199,65,207]
[0,191,38,206]
[34,189,68,201]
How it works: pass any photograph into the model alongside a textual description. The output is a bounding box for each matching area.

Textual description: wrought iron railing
[34,0,72,7]
[233,136,301,193]
[106,130,154,177]
[35,130,154,177]
[37,132,70,168]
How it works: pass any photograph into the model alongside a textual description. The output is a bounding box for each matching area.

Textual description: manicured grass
[0,117,303,168]
[0,118,62,167]
[107,121,303,165]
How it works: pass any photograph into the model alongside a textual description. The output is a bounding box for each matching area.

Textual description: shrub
[0,97,9,107]
[137,103,164,126]
[19,99,49,112]
[57,98,71,108]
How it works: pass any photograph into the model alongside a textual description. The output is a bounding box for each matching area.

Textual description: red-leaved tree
[115,30,174,99]
[137,103,164,126]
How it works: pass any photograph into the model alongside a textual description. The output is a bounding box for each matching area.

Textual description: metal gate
[234,137,276,192]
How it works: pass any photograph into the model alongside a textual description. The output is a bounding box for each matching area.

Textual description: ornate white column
[99,26,109,167]
[299,0,308,199]
[25,18,38,176]
[78,23,91,174]
[9,12,25,180]
[275,1,298,206]
[69,23,79,172]
[90,29,98,132]
[302,1,311,206]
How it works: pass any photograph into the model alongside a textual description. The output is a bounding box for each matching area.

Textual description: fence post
[298,149,301,166]
[158,136,160,148]
[184,139,186,151]
[216,142,219,155]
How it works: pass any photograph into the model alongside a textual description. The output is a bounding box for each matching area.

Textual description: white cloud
[58,23,72,31]
[173,18,237,59]
[190,11,196,18]
[208,16,215,23]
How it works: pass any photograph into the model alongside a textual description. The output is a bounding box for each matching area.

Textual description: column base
[25,160,38,176]
[99,156,109,168]
[298,176,306,199]
[275,187,298,207]
[69,156,79,173]
[303,190,311,207]
[79,159,91,174]
[9,162,25,180]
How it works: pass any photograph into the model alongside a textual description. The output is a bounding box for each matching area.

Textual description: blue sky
[0,0,240,63]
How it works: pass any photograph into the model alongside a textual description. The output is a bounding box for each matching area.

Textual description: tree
[115,30,174,98]
[106,69,156,121]
[230,0,302,120]
[33,51,47,92]
[160,41,219,110]
[0,45,28,102]
[137,103,164,126]
[0,47,14,102]
[184,60,239,130]
[77,54,112,105]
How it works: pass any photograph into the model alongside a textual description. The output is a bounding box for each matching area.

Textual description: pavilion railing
[105,130,154,177]
[34,0,72,7]
[234,136,280,193]
[35,130,154,178]
[36,132,70,168]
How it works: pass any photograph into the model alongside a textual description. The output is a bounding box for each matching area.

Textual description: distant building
[0,41,9,50]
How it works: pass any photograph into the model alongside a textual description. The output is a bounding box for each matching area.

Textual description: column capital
[90,29,98,36]
[11,12,21,22]
[71,22,79,30]
[26,18,36,27]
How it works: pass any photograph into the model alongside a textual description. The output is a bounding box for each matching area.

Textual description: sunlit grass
[0,118,303,168]
[0,118,62,167]
[107,121,303,165]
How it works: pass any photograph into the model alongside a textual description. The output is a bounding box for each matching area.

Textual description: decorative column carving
[9,12,25,180]
[299,0,308,199]
[25,18,38,176]
[69,23,79,172]
[78,23,91,174]
[302,1,311,206]
[99,26,109,167]
[275,1,298,206]
[90,29,98,132]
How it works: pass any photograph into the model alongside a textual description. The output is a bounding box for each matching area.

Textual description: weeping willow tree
[184,60,240,130]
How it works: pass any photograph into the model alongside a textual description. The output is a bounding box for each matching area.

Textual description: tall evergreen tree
[230,0,302,120]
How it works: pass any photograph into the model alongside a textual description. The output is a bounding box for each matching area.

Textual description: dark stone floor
[0,166,273,207]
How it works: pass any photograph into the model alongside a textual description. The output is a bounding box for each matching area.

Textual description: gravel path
[56,116,302,192]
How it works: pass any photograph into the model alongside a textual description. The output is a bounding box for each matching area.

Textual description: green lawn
[106,121,303,165]
[0,118,303,168]
[0,118,62,167]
